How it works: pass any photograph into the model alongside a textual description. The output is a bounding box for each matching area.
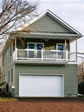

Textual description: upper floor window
[27,43,43,50]
[56,43,64,51]
[27,42,44,58]
[58,45,64,51]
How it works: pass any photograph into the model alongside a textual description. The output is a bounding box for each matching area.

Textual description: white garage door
[19,75,64,97]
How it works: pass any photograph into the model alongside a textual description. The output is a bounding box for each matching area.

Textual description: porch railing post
[66,50,68,61]
[15,48,17,60]
[41,49,43,61]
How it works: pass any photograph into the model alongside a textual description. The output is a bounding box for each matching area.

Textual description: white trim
[19,73,64,97]
[68,62,77,64]
[19,73,64,76]
[16,9,82,35]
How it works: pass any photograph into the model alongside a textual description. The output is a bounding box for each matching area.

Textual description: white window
[27,42,44,58]
[56,43,65,59]
[27,42,44,50]
[56,43,64,51]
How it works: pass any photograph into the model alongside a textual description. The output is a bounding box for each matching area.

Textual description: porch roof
[9,31,82,40]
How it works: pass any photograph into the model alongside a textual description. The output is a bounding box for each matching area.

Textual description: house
[1,10,82,97]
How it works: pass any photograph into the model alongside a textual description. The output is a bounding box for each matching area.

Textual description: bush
[78,81,84,95]
[0,82,12,97]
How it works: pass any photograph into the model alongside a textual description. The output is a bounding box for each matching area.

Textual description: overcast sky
[36,0,84,52]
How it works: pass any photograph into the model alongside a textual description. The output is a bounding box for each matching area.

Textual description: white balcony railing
[13,49,77,62]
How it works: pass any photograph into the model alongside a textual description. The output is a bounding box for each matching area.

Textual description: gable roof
[16,9,82,36]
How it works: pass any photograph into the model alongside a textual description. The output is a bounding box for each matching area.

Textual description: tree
[78,61,84,83]
[0,0,37,36]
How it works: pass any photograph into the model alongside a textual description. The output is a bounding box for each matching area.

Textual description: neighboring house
[1,10,82,97]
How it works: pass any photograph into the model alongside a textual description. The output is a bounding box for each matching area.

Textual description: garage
[19,75,64,97]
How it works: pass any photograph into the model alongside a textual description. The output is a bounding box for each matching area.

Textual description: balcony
[13,49,77,64]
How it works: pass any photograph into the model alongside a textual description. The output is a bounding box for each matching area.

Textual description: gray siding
[14,64,77,97]
[1,40,15,83]
[2,44,13,71]
[29,15,73,33]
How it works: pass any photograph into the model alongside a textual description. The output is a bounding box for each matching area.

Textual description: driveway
[0,98,84,112]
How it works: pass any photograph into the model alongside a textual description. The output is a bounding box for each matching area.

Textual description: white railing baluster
[41,49,43,61]
[66,50,68,61]
[16,48,17,60]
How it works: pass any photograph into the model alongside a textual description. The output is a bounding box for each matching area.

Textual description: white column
[15,37,17,60]
[65,40,68,61]
[15,48,17,60]
[66,50,68,61]
[41,49,43,61]
[65,40,67,51]
[15,37,17,50]
[76,39,77,62]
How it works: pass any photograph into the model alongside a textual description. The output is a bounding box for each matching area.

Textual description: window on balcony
[56,43,64,59]
[58,45,64,51]
[56,43,64,51]
[27,42,44,58]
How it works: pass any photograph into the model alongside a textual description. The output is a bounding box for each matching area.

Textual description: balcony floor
[14,59,68,65]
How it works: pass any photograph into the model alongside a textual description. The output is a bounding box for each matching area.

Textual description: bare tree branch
[0,0,38,36]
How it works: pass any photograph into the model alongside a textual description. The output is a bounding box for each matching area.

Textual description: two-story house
[1,10,82,97]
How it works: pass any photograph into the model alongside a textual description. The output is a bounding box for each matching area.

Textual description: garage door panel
[19,75,64,97]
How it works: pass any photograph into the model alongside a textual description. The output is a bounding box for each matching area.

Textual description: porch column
[15,37,17,49]
[76,39,77,61]
[15,37,17,60]
[64,40,67,51]
[65,40,68,61]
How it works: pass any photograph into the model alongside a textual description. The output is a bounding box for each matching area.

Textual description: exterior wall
[14,64,77,97]
[2,64,14,85]
[1,41,15,85]
[29,15,73,33]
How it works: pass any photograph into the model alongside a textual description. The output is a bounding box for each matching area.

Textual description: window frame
[27,42,44,50]
[56,43,64,51]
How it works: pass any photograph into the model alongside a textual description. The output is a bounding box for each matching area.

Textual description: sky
[36,0,84,53]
